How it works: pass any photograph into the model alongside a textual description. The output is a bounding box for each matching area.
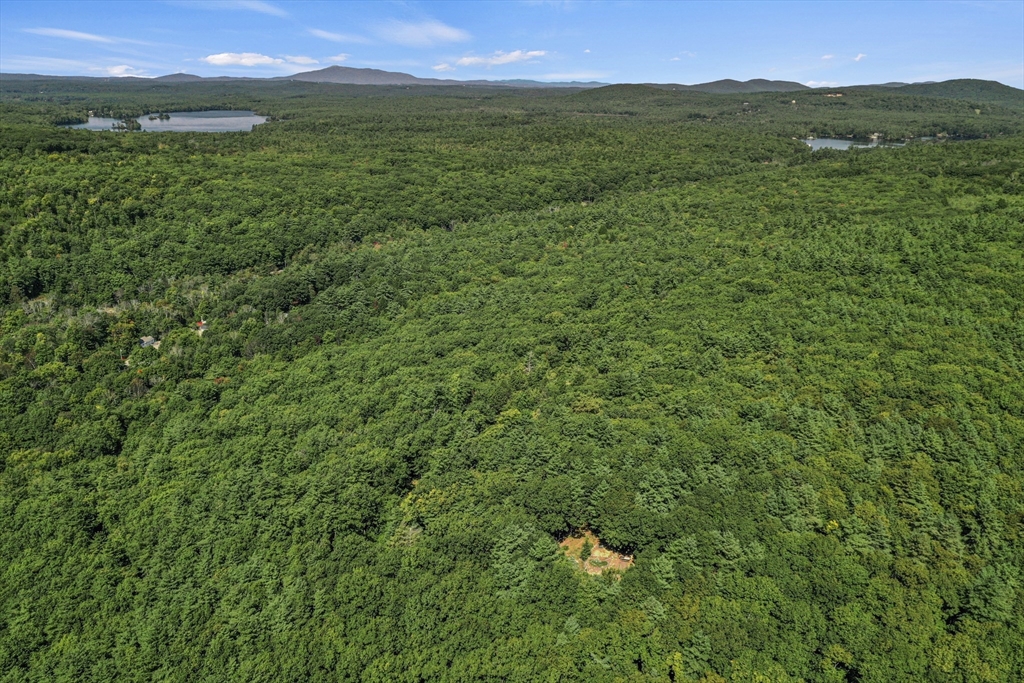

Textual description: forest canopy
[1,77,1022,682]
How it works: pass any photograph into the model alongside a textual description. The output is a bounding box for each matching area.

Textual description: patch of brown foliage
[559,530,633,575]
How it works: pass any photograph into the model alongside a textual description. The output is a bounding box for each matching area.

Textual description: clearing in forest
[559,530,634,575]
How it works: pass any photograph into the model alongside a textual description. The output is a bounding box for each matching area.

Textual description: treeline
[2,75,1021,137]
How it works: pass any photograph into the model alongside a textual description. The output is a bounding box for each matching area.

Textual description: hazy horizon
[1,1,1021,89]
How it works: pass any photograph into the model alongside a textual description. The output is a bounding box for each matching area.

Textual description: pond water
[803,137,910,150]
[65,110,268,132]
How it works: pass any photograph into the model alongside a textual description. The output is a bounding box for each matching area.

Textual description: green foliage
[0,79,1022,681]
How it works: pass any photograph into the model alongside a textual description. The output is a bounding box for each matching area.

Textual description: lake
[65,110,269,132]
[803,137,908,150]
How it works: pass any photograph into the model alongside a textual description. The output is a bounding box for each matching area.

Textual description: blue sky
[1,1,1021,87]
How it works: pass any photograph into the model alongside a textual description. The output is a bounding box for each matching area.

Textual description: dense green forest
[1,78,1022,682]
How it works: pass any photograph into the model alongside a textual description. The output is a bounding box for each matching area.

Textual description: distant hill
[0,72,81,81]
[495,79,608,88]
[652,78,809,94]
[839,79,1024,110]
[154,73,205,83]
[891,79,1023,109]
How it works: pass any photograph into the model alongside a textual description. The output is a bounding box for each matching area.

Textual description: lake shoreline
[63,110,269,132]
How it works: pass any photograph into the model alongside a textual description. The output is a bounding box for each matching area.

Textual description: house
[140,336,157,347]
[196,320,208,336]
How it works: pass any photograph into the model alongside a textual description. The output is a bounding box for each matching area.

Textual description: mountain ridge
[649,78,809,93]
[1,67,1020,102]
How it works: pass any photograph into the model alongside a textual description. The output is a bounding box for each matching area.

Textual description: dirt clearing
[559,530,634,575]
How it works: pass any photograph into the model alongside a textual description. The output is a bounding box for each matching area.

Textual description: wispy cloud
[375,19,470,47]
[854,53,867,62]
[171,1,287,17]
[821,54,834,60]
[202,52,283,66]
[805,80,840,87]
[308,28,372,44]
[0,55,157,77]
[0,55,103,75]
[229,0,287,16]
[523,0,582,9]
[24,28,114,43]
[432,63,455,72]
[326,54,350,63]
[283,55,318,65]
[455,50,546,67]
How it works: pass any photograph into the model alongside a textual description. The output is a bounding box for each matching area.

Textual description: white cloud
[854,53,867,62]
[584,49,590,53]
[670,57,680,62]
[309,29,372,44]
[805,80,840,87]
[432,63,455,72]
[376,19,470,47]
[24,28,114,43]
[821,54,834,60]
[326,54,350,63]
[202,52,283,66]
[284,55,318,65]
[455,50,546,67]
[98,64,147,77]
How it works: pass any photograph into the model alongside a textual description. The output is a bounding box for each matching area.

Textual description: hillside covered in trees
[0,77,1022,682]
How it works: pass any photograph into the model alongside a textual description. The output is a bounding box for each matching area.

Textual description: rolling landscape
[9,63,1023,105]
[1,2,1023,680]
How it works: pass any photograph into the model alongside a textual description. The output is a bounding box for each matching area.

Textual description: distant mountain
[154,73,205,83]
[276,65,605,88]
[652,78,809,94]
[278,65,456,86]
